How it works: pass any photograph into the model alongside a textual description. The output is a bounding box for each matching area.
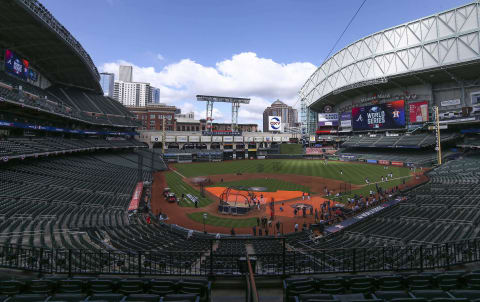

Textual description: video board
[351,100,405,130]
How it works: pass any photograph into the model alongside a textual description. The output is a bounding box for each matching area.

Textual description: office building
[99,73,114,97]
[113,81,151,107]
[119,65,133,82]
[263,99,298,132]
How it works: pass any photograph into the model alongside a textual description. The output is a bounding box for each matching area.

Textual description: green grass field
[164,171,213,207]
[210,178,312,193]
[330,176,410,203]
[187,212,258,228]
[174,159,410,185]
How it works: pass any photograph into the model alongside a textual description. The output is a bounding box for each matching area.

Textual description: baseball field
[151,159,424,234]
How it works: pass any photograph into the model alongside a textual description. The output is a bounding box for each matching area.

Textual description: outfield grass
[174,159,410,185]
[164,171,214,207]
[211,178,312,193]
[187,212,258,228]
[329,176,411,203]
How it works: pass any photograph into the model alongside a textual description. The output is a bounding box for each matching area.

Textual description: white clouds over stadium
[101,52,315,125]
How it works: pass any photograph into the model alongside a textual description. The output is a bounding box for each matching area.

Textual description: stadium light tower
[196,95,250,131]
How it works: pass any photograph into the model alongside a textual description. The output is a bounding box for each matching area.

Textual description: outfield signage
[281,137,290,142]
[201,136,211,142]
[318,113,338,122]
[409,101,429,123]
[272,136,281,142]
[212,136,223,142]
[188,136,200,142]
[367,159,378,164]
[202,130,242,136]
[234,136,244,142]
[176,136,188,143]
[441,99,461,107]
[254,137,263,142]
[223,136,233,142]
[378,160,390,165]
[165,136,176,142]
[391,161,404,166]
[268,116,282,131]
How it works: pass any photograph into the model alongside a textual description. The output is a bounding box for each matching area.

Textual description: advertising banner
[245,137,254,142]
[176,136,188,143]
[223,136,233,142]
[165,136,176,142]
[352,100,406,130]
[272,136,281,142]
[188,136,200,142]
[409,101,429,123]
[441,99,461,107]
[378,160,390,165]
[391,161,404,166]
[309,135,316,142]
[366,159,378,164]
[234,136,244,142]
[318,113,339,122]
[268,116,282,131]
[340,112,351,121]
[200,136,211,142]
[340,120,352,127]
[264,137,272,142]
[254,137,263,142]
[281,136,290,142]
[318,121,339,127]
[212,136,223,142]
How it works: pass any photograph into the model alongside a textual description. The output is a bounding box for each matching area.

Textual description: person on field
[252,226,256,236]
[294,223,299,232]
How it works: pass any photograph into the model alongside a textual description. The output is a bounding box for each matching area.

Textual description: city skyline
[42,0,471,130]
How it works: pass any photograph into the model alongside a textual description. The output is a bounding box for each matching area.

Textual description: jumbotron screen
[4,49,37,81]
[351,100,406,131]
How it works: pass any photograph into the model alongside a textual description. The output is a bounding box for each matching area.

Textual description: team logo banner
[352,100,405,130]
[268,116,281,131]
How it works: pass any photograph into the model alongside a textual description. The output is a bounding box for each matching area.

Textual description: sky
[41,0,471,129]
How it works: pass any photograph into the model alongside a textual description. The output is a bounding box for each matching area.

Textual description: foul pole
[434,106,442,165]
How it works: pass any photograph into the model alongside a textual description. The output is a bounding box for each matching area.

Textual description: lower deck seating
[0,276,210,302]
[284,272,480,302]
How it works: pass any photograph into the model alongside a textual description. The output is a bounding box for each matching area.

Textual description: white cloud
[100,52,315,129]
[156,54,165,61]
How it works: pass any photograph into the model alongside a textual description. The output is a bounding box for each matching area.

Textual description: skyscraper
[119,65,133,82]
[150,87,161,104]
[263,100,298,132]
[99,73,114,97]
[113,81,151,107]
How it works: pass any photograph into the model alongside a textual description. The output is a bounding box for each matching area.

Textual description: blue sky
[41,0,471,128]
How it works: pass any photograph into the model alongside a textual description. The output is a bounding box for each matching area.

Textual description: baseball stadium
[1,0,480,301]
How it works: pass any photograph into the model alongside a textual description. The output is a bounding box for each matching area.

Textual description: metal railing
[246,255,259,302]
[1,238,480,277]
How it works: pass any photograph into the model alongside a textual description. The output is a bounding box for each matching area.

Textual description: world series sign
[268,116,282,131]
